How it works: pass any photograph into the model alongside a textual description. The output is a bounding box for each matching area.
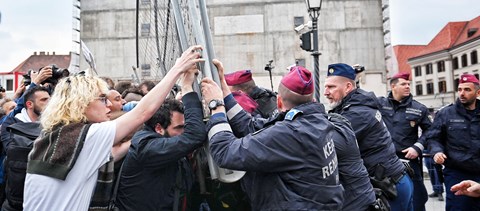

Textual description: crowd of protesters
[0,45,478,211]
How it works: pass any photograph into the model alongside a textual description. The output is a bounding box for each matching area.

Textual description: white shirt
[23,121,116,211]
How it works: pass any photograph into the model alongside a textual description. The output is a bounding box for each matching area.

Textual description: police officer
[378,72,432,211]
[202,61,344,210]
[324,63,413,211]
[327,113,377,211]
[428,73,480,210]
[224,69,277,118]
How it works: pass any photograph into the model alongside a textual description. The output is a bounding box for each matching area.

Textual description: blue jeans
[423,155,444,194]
[443,168,480,211]
[389,174,414,211]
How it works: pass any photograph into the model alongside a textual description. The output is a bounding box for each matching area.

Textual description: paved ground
[424,176,446,211]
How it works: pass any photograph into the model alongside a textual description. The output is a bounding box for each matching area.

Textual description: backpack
[3,122,41,211]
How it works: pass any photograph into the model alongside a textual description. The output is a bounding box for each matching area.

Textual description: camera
[22,65,70,85]
[23,69,33,86]
[46,64,70,84]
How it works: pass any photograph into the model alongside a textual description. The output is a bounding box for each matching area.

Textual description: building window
[141,0,150,5]
[414,66,422,76]
[294,16,304,27]
[141,23,150,37]
[438,80,447,93]
[415,84,423,95]
[472,50,478,65]
[453,57,459,70]
[461,54,468,67]
[426,81,434,95]
[6,79,13,91]
[426,63,433,74]
[437,61,445,72]
[454,78,459,91]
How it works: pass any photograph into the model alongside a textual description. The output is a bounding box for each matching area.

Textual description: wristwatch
[208,99,225,110]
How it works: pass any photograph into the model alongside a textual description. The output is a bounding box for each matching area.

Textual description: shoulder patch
[375,110,382,122]
[285,109,303,121]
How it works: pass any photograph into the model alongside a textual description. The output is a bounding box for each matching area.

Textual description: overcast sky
[0,0,479,72]
[390,0,479,45]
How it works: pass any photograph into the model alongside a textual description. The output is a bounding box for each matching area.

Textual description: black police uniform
[328,113,376,211]
[428,99,480,210]
[378,93,432,211]
[206,95,344,210]
[330,88,412,210]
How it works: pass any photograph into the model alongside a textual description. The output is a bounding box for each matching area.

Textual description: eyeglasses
[95,96,108,105]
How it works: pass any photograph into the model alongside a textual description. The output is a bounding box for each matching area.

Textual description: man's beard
[461,97,476,108]
[163,130,171,138]
[328,100,342,110]
[33,105,42,117]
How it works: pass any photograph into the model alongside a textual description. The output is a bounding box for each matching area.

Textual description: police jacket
[378,93,432,159]
[328,113,376,211]
[116,92,207,211]
[249,86,278,118]
[207,95,344,210]
[427,99,480,174]
[329,88,405,178]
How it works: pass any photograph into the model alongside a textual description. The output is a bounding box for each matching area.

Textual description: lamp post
[304,0,322,102]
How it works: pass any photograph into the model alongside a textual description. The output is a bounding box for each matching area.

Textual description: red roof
[395,15,480,74]
[8,52,70,74]
[453,16,480,46]
[394,45,426,73]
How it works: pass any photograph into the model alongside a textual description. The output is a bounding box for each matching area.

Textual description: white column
[445,59,454,92]
[433,63,439,93]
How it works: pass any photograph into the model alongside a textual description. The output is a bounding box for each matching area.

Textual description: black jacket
[116,92,206,211]
[378,93,432,159]
[208,96,344,210]
[328,113,376,211]
[427,99,480,173]
[329,89,405,178]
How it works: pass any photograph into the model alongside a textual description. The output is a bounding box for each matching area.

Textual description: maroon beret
[232,91,258,114]
[391,72,410,81]
[459,74,479,84]
[281,66,314,95]
[225,70,253,86]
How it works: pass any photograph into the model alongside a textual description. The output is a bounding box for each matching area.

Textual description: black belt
[390,171,406,184]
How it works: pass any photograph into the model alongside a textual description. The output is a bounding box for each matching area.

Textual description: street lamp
[304,0,323,102]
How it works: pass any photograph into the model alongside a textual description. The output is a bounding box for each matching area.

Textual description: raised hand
[212,59,231,97]
[181,66,199,94]
[173,45,204,74]
[201,78,223,106]
[31,66,53,85]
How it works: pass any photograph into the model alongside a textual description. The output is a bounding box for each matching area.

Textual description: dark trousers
[443,168,480,211]
[423,156,444,194]
[409,159,427,211]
